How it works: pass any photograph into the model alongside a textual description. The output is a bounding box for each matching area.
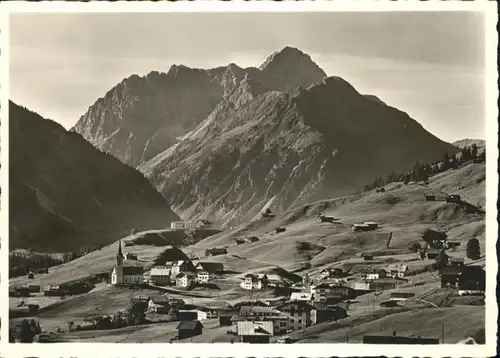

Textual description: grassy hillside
[9,162,485,342]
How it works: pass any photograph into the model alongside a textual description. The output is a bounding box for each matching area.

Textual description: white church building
[111,241,144,285]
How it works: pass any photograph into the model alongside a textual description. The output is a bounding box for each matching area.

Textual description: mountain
[9,101,180,252]
[452,139,485,151]
[73,46,327,167]
[139,72,459,226]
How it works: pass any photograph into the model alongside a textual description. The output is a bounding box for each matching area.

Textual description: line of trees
[364,144,485,191]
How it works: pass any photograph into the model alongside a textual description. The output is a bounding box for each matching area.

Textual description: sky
[9,11,485,142]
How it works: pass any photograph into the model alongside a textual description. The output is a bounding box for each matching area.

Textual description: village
[9,175,486,345]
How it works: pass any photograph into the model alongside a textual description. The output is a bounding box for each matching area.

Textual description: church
[111,241,144,285]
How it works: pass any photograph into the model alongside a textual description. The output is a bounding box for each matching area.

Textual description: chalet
[320,268,344,279]
[175,272,195,288]
[176,320,203,340]
[362,331,439,344]
[360,268,386,280]
[170,260,196,278]
[170,221,196,230]
[385,264,408,279]
[277,301,315,331]
[248,236,260,242]
[124,253,137,260]
[290,292,314,302]
[149,266,171,286]
[205,248,227,257]
[449,257,465,269]
[232,305,290,336]
[195,262,224,274]
[196,270,213,283]
[148,297,171,314]
[362,253,374,261]
[168,298,185,312]
[43,285,64,297]
[233,300,270,310]
[240,274,264,290]
[197,306,218,319]
[312,303,348,324]
[312,283,353,301]
[352,224,371,232]
[275,227,286,233]
[352,282,371,292]
[237,321,273,343]
[364,222,379,230]
[196,219,212,228]
[445,194,462,203]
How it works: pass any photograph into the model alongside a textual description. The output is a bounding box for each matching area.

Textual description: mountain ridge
[10,101,180,252]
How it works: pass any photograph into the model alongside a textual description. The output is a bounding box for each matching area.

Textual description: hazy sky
[10,12,485,142]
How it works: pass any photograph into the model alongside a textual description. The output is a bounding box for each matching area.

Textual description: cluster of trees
[68,300,149,333]
[364,144,485,191]
[9,253,63,278]
[466,237,481,260]
[10,319,42,343]
[10,246,105,278]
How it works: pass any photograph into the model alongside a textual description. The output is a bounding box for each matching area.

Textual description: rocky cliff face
[140,74,458,226]
[73,47,327,167]
[10,101,180,252]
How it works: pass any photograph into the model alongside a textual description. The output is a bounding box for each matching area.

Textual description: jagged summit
[259,46,324,74]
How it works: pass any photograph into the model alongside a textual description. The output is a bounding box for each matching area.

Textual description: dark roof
[440,266,462,276]
[176,320,203,330]
[206,248,227,254]
[277,301,315,311]
[196,262,224,272]
[122,266,144,275]
[150,296,170,305]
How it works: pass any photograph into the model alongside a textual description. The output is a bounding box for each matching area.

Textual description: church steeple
[117,240,124,266]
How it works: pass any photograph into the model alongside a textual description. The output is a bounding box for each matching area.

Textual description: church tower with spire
[111,241,124,285]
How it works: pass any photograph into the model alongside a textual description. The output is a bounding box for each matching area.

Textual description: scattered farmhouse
[445,194,462,203]
[195,262,224,274]
[232,305,290,336]
[170,260,196,278]
[196,270,212,283]
[290,292,314,302]
[352,222,378,232]
[148,296,171,314]
[240,274,265,290]
[124,252,137,260]
[176,320,203,340]
[361,253,374,261]
[360,268,386,280]
[205,248,227,257]
[170,221,196,230]
[149,266,171,286]
[277,301,316,331]
[275,227,286,233]
[237,321,273,343]
[196,219,212,229]
[385,264,408,279]
[311,283,354,302]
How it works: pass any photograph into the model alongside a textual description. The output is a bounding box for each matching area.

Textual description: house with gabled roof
[385,264,408,279]
[237,321,273,343]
